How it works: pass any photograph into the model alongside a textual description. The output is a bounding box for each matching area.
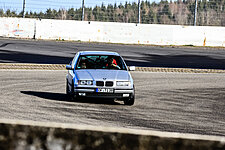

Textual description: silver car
[66,51,135,105]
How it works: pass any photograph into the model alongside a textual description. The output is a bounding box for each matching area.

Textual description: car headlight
[116,81,130,86]
[78,80,93,85]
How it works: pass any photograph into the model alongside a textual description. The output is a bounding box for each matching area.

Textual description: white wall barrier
[0,17,35,39]
[0,17,225,47]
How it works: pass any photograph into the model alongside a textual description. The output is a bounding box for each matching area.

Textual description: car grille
[96,81,114,87]
[96,81,104,86]
[105,81,113,87]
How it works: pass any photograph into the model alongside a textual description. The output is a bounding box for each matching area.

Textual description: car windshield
[76,55,127,70]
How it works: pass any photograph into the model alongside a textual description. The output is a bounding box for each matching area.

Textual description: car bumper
[74,88,134,99]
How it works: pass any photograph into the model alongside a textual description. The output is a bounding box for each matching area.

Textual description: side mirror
[66,65,73,70]
[129,66,135,71]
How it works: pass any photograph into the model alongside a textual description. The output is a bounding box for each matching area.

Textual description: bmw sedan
[66,51,135,105]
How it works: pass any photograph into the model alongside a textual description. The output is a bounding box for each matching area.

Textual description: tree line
[0,0,224,26]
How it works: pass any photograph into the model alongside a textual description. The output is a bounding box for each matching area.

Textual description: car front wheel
[66,80,75,101]
[66,80,69,95]
[123,94,135,106]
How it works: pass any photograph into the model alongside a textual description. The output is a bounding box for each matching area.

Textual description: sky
[0,0,158,13]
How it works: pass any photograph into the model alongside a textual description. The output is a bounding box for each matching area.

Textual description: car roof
[79,51,120,56]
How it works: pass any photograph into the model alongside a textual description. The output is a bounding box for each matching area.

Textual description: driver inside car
[106,58,120,69]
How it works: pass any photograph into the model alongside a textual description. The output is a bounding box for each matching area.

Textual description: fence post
[194,0,198,26]
[82,0,85,21]
[22,0,26,18]
[138,0,141,24]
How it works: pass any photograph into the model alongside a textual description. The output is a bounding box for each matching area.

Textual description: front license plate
[96,88,114,93]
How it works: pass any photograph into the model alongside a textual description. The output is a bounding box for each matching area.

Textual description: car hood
[75,69,130,81]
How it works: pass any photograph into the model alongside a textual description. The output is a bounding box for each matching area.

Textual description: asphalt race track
[0,38,225,69]
[0,38,225,137]
[0,70,225,136]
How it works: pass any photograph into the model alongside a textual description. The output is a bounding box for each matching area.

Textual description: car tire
[124,94,135,106]
[66,80,69,95]
[124,86,135,106]
[66,80,76,101]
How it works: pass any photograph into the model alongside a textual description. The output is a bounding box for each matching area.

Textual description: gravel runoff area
[0,63,225,73]
[0,70,225,136]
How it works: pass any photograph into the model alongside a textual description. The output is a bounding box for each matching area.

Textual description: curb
[0,63,225,73]
[135,67,225,73]
[0,63,65,70]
